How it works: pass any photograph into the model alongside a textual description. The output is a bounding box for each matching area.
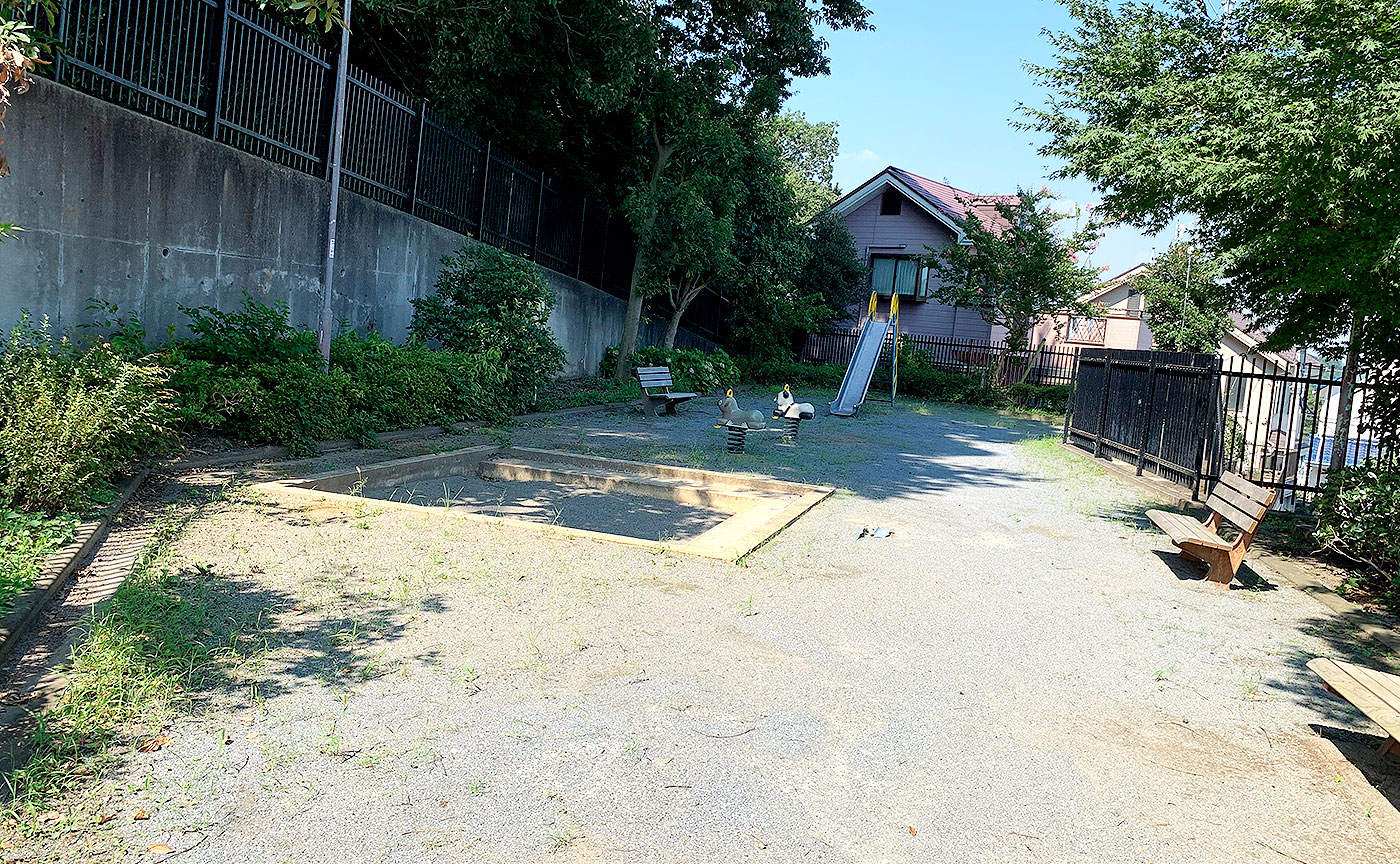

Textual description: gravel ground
[361,475,729,542]
[19,394,1400,863]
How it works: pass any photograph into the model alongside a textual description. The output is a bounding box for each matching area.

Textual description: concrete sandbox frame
[250,446,834,562]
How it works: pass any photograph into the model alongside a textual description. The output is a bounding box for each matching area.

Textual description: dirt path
[13,398,1400,863]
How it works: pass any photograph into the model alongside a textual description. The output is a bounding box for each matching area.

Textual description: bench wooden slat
[1217,472,1272,506]
[1308,657,1400,741]
[1354,663,1400,709]
[1210,480,1269,526]
[1206,489,1266,535]
[1146,510,1232,550]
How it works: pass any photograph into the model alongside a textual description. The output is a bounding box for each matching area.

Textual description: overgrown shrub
[157,296,512,453]
[410,243,566,412]
[0,319,172,512]
[1314,464,1400,604]
[735,355,845,389]
[0,508,78,611]
[601,345,740,394]
[1007,382,1071,413]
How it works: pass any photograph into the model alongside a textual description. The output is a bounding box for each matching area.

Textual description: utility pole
[318,0,353,369]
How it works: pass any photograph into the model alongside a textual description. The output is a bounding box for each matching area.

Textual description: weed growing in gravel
[548,822,580,853]
[3,520,270,823]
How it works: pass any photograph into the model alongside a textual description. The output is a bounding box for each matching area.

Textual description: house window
[1126,290,1143,317]
[879,189,903,216]
[870,255,926,298]
[1067,315,1107,344]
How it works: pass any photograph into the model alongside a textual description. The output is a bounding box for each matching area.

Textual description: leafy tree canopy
[1134,242,1232,353]
[762,111,842,222]
[922,190,1101,353]
[1022,0,1400,359]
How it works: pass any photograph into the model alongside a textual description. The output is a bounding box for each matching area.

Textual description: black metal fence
[1065,347,1399,508]
[801,330,1080,386]
[1214,354,1397,509]
[1065,348,1221,494]
[30,0,725,341]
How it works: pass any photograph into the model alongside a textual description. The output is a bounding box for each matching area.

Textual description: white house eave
[831,171,970,243]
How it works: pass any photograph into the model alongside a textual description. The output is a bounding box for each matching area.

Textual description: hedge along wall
[0,79,711,378]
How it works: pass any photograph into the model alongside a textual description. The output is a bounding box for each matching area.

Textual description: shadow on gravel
[1309,724,1400,810]
[1146,549,1278,592]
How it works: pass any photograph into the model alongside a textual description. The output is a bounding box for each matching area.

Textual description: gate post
[1062,349,1080,443]
[1135,354,1159,475]
[1190,356,1223,500]
[1093,355,1113,459]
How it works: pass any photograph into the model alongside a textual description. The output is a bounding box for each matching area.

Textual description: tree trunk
[613,132,674,381]
[614,248,649,380]
[662,276,707,350]
[1329,310,1364,472]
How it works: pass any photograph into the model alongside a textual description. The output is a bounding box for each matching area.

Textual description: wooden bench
[1307,657,1400,757]
[1146,472,1276,585]
[636,366,697,416]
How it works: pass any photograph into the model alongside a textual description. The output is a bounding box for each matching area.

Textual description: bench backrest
[1207,472,1275,535]
[636,366,674,393]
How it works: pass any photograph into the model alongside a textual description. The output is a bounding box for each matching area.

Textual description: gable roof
[1084,263,1298,366]
[829,166,1019,243]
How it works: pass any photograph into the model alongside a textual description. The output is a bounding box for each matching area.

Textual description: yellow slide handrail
[889,293,900,402]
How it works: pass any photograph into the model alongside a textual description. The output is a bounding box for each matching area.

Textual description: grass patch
[533,377,639,413]
[1018,435,1106,482]
[0,508,78,614]
[4,521,268,823]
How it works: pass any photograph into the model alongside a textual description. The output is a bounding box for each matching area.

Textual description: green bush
[1314,464,1400,604]
[410,243,566,412]
[0,508,78,611]
[1007,382,1071,413]
[735,354,845,389]
[601,345,740,394]
[0,319,173,512]
[158,296,512,453]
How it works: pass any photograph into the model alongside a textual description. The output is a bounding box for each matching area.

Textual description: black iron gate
[1065,348,1222,496]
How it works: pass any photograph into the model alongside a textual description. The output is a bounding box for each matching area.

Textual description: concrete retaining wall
[0,78,701,378]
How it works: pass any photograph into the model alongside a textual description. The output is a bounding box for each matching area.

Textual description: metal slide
[829,315,893,417]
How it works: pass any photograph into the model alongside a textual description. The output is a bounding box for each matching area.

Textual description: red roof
[886,167,1020,231]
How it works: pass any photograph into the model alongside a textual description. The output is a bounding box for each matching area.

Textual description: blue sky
[783,0,1179,279]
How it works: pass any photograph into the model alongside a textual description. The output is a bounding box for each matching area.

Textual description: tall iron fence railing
[28,0,725,341]
[1064,347,1398,509]
[1214,354,1397,509]
[801,330,1081,386]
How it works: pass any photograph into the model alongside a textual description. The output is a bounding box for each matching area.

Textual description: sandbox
[251,446,833,561]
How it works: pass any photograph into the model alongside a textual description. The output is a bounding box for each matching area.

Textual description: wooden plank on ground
[1307,657,1400,740]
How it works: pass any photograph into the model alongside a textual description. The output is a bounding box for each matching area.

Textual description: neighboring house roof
[829,166,1019,243]
[1081,265,1298,367]
[1081,263,1150,304]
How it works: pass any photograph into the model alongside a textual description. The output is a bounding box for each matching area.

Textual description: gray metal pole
[318,0,353,368]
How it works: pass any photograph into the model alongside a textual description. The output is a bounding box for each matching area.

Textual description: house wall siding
[838,192,993,341]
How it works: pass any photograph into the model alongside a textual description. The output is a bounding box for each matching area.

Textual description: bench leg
[665,401,678,415]
[1198,547,1241,586]
[1380,736,1399,757]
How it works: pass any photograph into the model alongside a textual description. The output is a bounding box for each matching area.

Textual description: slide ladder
[829,293,900,417]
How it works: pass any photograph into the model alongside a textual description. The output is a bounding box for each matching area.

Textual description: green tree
[1134,242,1231,353]
[610,0,872,379]
[1022,0,1400,360]
[921,190,1100,354]
[763,111,842,222]
[409,242,565,411]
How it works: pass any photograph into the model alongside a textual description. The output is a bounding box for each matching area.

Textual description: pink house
[830,166,1019,340]
[1032,264,1156,351]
